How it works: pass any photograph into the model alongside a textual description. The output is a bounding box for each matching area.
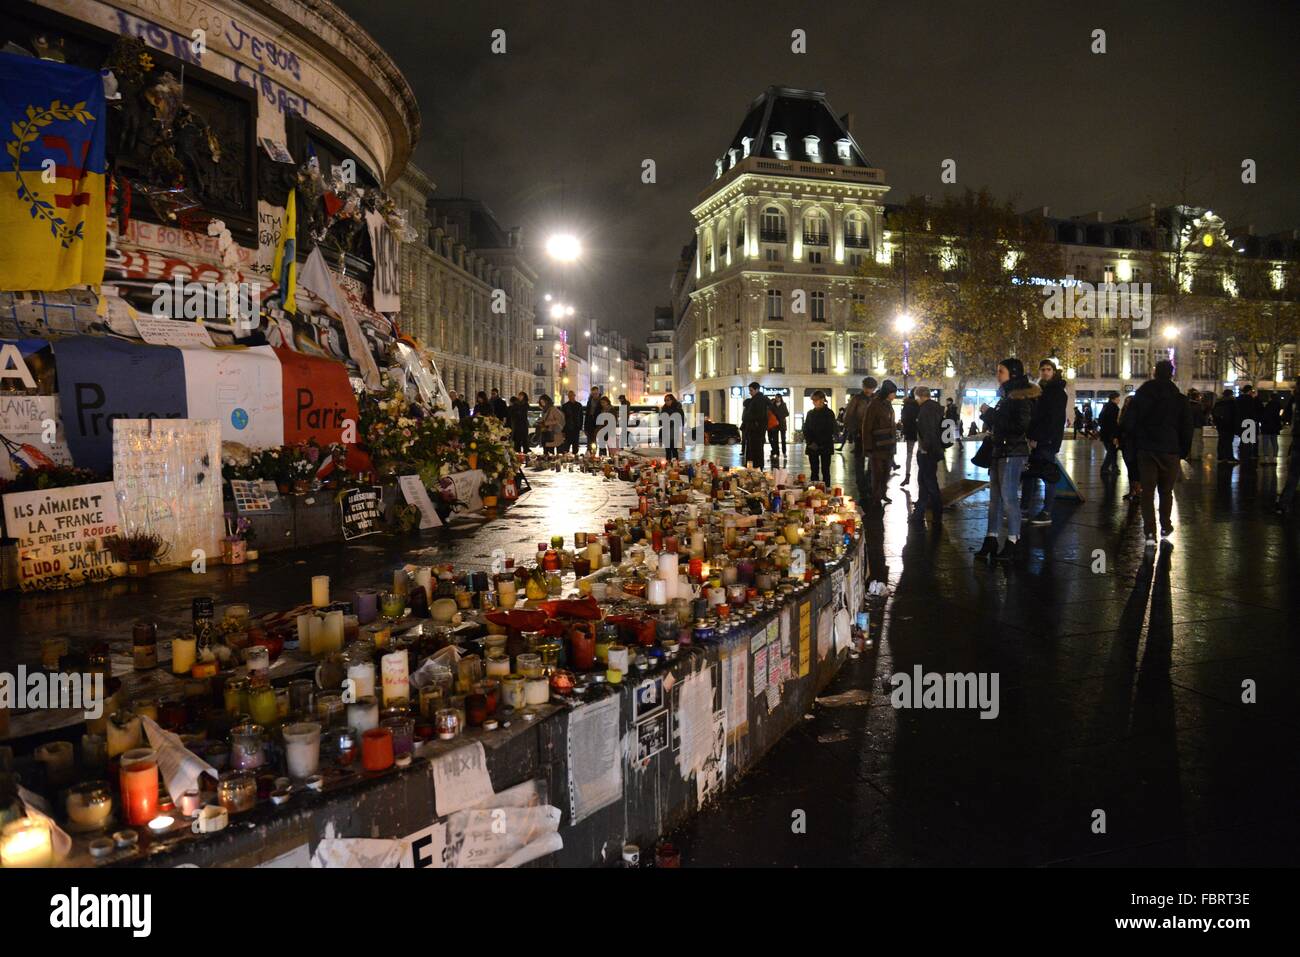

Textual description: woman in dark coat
[975,358,1041,561]
[660,393,684,460]
[472,391,492,419]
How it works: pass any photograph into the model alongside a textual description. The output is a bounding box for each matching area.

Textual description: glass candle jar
[516,653,543,679]
[484,652,510,678]
[434,708,461,740]
[474,679,499,714]
[500,675,526,711]
[218,770,257,813]
[381,716,415,761]
[347,695,379,734]
[465,693,488,727]
[282,722,321,781]
[0,818,54,868]
[247,683,278,726]
[524,676,550,707]
[315,690,345,728]
[243,645,270,676]
[66,780,113,830]
[379,590,405,620]
[288,679,314,717]
[119,748,159,826]
[229,723,267,771]
[361,728,394,772]
[418,687,444,720]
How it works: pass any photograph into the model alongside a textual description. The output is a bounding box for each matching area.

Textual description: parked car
[703,420,741,445]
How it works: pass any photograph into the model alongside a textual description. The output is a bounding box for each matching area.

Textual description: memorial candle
[586,540,603,568]
[171,636,197,675]
[311,575,330,608]
[658,553,678,599]
[282,723,321,781]
[120,748,159,826]
[0,818,53,868]
[381,651,410,708]
[347,659,376,700]
[347,696,379,734]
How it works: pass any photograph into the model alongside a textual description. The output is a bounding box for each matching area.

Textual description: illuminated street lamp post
[895,312,916,394]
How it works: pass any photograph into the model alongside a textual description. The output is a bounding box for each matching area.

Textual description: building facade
[645,306,676,404]
[532,308,635,404]
[392,170,536,401]
[676,86,1299,432]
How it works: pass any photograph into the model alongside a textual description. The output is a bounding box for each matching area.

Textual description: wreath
[6,99,96,248]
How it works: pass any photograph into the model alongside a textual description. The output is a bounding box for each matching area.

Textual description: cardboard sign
[2,482,121,591]
[340,485,384,540]
[132,316,215,349]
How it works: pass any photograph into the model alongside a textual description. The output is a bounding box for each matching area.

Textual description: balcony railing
[760,229,788,243]
[844,234,870,248]
[803,231,829,246]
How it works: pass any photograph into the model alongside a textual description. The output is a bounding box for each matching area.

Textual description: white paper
[675,670,715,781]
[312,837,405,868]
[430,741,495,818]
[142,715,217,803]
[399,475,442,528]
[132,315,215,348]
[566,695,622,824]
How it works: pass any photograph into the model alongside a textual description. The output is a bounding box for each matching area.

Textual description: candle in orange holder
[119,748,159,826]
[361,727,394,772]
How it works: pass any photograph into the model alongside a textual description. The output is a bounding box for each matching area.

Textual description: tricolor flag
[0,53,106,291]
[272,189,298,313]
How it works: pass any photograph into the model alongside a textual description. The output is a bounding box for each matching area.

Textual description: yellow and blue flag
[0,52,107,291]
[272,188,297,313]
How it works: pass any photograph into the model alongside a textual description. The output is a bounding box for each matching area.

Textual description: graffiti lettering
[114,10,202,66]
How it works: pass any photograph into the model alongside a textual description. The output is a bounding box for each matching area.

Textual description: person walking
[489,388,509,420]
[860,380,898,506]
[1118,393,1144,503]
[1273,383,1299,515]
[1073,405,1083,439]
[1236,385,1260,467]
[1083,402,1095,438]
[536,394,564,457]
[660,393,685,460]
[1212,389,1238,464]
[560,390,585,454]
[899,389,920,485]
[1097,391,1122,476]
[1020,358,1068,525]
[802,390,836,483]
[842,377,877,497]
[912,386,947,523]
[598,395,619,453]
[1259,390,1282,465]
[508,392,532,454]
[741,382,771,469]
[1124,359,1193,549]
[583,387,603,454]
[1186,389,1206,460]
[974,358,1040,561]
[835,407,848,450]
[768,394,788,466]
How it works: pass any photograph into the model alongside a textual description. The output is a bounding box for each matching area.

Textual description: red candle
[466,693,488,727]
[120,752,159,826]
[636,618,657,647]
[608,534,623,563]
[651,529,663,553]
[361,728,394,771]
[688,557,703,581]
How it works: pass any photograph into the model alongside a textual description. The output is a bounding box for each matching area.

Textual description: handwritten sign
[2,482,121,591]
[132,315,215,349]
[430,741,494,818]
[340,485,383,540]
[398,475,442,528]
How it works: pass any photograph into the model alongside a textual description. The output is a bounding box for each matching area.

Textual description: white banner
[181,345,285,449]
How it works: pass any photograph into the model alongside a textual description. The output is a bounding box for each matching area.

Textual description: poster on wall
[181,345,285,448]
[1,482,121,591]
[340,486,384,540]
[566,695,622,825]
[1,338,73,479]
[112,420,223,568]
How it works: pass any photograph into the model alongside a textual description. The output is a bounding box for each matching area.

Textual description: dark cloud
[338,0,1300,342]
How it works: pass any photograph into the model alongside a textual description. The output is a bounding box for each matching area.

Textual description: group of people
[738,390,792,469]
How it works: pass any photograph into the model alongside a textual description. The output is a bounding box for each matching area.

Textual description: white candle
[414,566,432,600]
[691,530,705,557]
[0,819,53,868]
[320,611,344,655]
[171,636,196,675]
[608,645,629,674]
[524,677,550,706]
[586,540,603,567]
[311,575,330,608]
[347,661,376,700]
[381,651,410,708]
[658,553,678,599]
[282,723,321,781]
[35,741,75,789]
[296,614,311,646]
[497,578,517,608]
[647,578,668,606]
[347,697,379,733]
[307,616,324,657]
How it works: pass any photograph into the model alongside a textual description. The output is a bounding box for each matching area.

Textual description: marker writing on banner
[295,388,349,433]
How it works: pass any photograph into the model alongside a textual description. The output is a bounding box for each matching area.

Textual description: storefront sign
[339,486,384,540]
[2,482,121,591]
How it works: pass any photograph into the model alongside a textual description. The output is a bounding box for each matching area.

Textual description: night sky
[337,0,1300,343]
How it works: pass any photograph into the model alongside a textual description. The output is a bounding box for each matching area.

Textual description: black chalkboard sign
[340,486,384,541]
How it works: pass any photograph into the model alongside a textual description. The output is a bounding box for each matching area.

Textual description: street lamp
[546,233,582,262]
[1163,324,1179,367]
[895,311,916,392]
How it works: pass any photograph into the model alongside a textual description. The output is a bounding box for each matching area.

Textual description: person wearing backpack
[911,385,947,524]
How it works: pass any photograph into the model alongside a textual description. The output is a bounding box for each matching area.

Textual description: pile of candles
[1,456,858,867]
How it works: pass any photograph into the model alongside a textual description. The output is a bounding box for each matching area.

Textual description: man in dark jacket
[912,386,947,523]
[768,395,789,465]
[841,376,877,493]
[1097,392,1122,475]
[1124,359,1193,547]
[490,388,509,420]
[1020,358,1069,524]
[451,391,472,421]
[560,390,585,454]
[1275,383,1300,515]
[899,391,920,484]
[802,391,836,482]
[1259,391,1283,464]
[1236,385,1260,467]
[860,380,898,505]
[583,387,602,454]
[1212,389,1238,464]
[740,382,771,468]
[974,359,1041,561]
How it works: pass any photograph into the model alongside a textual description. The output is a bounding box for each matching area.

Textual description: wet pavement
[670,434,1300,866]
[3,433,1297,865]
